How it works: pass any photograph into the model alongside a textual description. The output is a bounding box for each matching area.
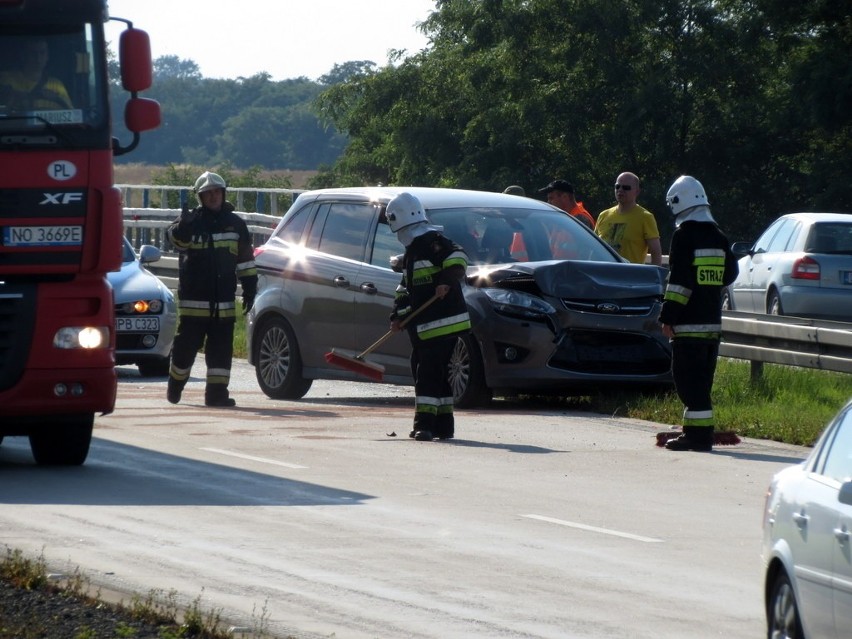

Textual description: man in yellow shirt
[0,38,72,111]
[596,172,663,266]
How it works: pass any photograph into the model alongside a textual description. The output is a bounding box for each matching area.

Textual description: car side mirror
[139,244,162,264]
[839,481,852,506]
[730,241,752,259]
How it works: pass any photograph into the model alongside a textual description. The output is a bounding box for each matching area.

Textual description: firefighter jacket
[391,230,471,341]
[659,220,739,339]
[167,201,258,320]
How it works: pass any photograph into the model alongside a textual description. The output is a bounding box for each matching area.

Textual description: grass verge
[573,358,851,447]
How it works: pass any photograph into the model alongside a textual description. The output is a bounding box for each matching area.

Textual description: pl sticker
[47,160,77,181]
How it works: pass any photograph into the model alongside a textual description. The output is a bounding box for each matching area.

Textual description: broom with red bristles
[655,429,741,447]
[324,294,440,382]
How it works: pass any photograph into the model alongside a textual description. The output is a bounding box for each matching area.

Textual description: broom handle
[356,293,440,358]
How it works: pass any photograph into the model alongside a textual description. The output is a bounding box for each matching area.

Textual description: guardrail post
[142,189,149,208]
[256,191,265,214]
[750,360,764,383]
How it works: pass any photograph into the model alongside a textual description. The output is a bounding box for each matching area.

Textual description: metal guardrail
[720,312,852,377]
[117,184,304,216]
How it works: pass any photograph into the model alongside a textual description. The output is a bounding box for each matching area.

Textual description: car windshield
[0,25,107,135]
[805,221,852,255]
[428,206,618,264]
[122,238,135,263]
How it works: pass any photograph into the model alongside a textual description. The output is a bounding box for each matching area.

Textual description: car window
[315,202,375,262]
[805,222,852,254]
[819,407,852,482]
[753,218,787,254]
[765,219,798,253]
[275,203,313,245]
[371,220,403,268]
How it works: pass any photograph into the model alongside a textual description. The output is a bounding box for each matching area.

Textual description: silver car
[246,186,672,407]
[109,237,177,377]
[724,212,852,320]
[762,398,852,639]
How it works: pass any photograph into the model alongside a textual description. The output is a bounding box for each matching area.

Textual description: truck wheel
[29,414,94,466]
[254,315,312,399]
[449,334,492,408]
[138,355,170,377]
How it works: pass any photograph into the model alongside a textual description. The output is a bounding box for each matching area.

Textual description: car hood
[468,260,667,299]
[108,262,168,303]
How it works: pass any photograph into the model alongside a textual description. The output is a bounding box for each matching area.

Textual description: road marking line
[521,514,664,543]
[201,447,308,469]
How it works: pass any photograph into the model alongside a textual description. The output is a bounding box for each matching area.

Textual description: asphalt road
[0,361,809,638]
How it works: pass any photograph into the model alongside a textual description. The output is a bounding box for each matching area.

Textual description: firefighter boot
[665,426,713,452]
[167,378,184,404]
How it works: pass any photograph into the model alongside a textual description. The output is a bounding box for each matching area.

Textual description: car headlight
[482,288,555,319]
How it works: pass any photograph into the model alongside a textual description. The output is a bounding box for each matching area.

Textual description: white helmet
[666,175,709,217]
[194,171,226,194]
[386,192,428,233]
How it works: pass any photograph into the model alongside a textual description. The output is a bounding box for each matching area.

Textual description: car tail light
[791,256,820,280]
[254,245,267,258]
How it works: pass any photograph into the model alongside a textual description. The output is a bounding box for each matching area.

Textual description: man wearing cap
[595,172,663,266]
[538,179,596,230]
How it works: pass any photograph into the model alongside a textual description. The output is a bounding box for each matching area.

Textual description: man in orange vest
[538,179,596,229]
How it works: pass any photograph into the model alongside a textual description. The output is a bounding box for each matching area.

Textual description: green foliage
[0,548,47,591]
[314,0,851,246]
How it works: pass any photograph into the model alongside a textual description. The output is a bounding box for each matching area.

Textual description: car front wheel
[767,570,803,639]
[449,333,492,408]
[720,287,732,311]
[254,315,313,399]
[138,355,170,377]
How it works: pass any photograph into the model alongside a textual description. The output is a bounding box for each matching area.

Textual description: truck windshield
[0,25,107,136]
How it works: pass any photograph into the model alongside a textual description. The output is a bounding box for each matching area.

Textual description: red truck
[0,0,160,464]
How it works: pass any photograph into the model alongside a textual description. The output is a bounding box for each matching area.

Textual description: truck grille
[0,284,37,391]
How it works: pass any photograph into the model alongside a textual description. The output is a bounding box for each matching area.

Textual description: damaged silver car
[247,187,672,407]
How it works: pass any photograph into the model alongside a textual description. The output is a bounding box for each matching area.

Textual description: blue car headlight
[482,288,556,319]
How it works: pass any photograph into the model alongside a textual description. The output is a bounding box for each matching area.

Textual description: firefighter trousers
[409,335,457,437]
[671,338,720,429]
[168,315,235,402]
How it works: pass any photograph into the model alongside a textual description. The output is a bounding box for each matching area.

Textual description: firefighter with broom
[386,192,471,441]
[658,176,739,451]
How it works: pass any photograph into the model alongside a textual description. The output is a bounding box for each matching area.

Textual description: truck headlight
[54,326,109,349]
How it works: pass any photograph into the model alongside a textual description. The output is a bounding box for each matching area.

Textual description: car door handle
[333,276,350,288]
[793,511,809,527]
[360,283,378,295]
[834,526,850,544]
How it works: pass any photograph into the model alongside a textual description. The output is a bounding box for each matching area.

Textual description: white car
[762,398,852,639]
[109,237,177,377]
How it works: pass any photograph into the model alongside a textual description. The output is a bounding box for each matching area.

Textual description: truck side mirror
[125,97,161,133]
[119,28,153,92]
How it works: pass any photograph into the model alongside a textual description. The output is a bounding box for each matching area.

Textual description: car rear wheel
[767,570,803,639]
[767,289,784,316]
[254,315,313,399]
[29,414,93,465]
[449,333,492,408]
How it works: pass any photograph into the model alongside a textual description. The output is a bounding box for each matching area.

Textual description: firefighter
[166,171,257,407]
[387,192,471,441]
[659,176,739,451]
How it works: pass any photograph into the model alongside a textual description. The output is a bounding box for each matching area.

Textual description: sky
[104,0,437,82]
